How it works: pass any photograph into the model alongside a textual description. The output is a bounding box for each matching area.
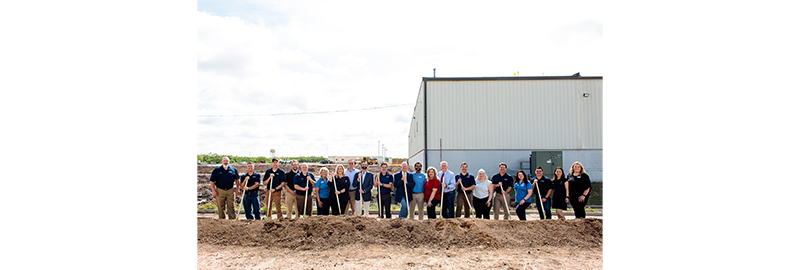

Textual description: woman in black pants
[424,167,441,219]
[513,170,533,220]
[472,169,493,219]
[330,165,351,215]
[550,167,568,220]
[566,161,592,219]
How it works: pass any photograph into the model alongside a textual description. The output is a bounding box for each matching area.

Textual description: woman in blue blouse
[513,170,533,220]
[315,167,332,215]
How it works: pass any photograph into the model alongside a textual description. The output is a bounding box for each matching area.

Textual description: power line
[197,103,413,117]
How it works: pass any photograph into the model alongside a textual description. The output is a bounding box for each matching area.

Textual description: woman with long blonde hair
[330,164,351,216]
[565,161,592,219]
[472,169,493,219]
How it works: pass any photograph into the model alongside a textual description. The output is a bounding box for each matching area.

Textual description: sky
[196,0,603,158]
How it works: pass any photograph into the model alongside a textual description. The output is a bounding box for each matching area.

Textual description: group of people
[207,157,593,221]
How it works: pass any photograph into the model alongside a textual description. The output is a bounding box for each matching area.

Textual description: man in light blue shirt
[344,159,361,216]
[439,161,457,219]
[409,162,427,220]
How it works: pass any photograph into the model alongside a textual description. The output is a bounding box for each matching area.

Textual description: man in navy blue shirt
[394,162,415,219]
[375,162,394,219]
[455,162,476,218]
[293,163,316,217]
[209,157,240,219]
[264,158,286,219]
[240,162,262,220]
[533,166,554,220]
[491,162,514,220]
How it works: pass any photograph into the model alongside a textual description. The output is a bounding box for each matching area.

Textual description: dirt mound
[197,216,602,250]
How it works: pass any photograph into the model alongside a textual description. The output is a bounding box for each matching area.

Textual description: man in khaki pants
[283,160,300,219]
[209,157,240,219]
[491,163,514,220]
[408,162,427,220]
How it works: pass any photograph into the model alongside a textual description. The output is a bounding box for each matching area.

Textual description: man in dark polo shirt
[455,162,476,218]
[491,162,514,220]
[533,166,554,220]
[375,162,394,219]
[209,157,240,219]
[284,160,300,219]
[264,158,286,219]
[293,163,316,217]
[240,162,262,220]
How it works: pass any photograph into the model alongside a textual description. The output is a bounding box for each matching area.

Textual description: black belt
[413,192,423,194]
[218,187,233,190]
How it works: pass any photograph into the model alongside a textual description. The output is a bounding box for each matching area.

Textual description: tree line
[197,153,326,164]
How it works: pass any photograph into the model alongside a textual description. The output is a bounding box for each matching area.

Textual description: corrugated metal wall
[420,78,602,151]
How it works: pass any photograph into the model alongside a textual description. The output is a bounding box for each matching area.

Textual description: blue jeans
[243,193,260,220]
[534,198,552,220]
[442,191,455,218]
[398,198,408,218]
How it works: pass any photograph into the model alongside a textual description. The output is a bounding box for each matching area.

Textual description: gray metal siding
[425,79,602,150]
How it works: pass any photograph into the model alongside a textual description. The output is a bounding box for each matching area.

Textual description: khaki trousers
[493,193,511,220]
[283,189,298,219]
[455,192,473,218]
[265,190,282,219]
[215,188,236,219]
[296,194,314,217]
[345,191,356,215]
[408,193,425,220]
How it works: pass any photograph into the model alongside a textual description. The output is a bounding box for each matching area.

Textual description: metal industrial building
[407,75,603,181]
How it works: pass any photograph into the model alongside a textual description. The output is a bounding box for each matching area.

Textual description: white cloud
[197,1,602,158]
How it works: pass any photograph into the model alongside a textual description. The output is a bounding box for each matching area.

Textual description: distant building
[407,75,603,181]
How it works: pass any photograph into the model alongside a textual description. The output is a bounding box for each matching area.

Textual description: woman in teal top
[513,170,533,220]
[315,167,332,215]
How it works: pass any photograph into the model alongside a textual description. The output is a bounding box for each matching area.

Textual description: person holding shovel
[331,165,351,215]
[315,167,332,215]
[532,166,554,220]
[264,158,286,219]
[239,162,262,220]
[393,162,415,219]
[293,163,316,217]
[353,161,374,217]
[439,161,456,219]
[491,162,514,220]
[284,160,301,219]
[209,157,239,220]
[455,162,475,218]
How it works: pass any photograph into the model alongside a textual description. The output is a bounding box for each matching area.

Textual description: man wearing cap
[343,159,360,215]
[455,162,476,218]
[264,158,286,219]
[240,162,262,220]
[209,157,240,219]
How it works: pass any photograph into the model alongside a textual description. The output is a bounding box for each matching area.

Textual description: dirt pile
[197,216,602,250]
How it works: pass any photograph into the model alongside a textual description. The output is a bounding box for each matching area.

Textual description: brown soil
[197,217,602,269]
[197,216,602,250]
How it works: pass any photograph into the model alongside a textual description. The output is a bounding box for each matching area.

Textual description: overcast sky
[197,0,603,158]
